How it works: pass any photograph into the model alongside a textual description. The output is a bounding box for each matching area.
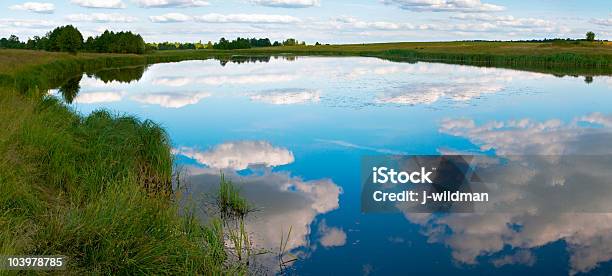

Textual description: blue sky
[1,0,610,43]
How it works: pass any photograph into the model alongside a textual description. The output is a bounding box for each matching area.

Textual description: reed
[218,174,250,218]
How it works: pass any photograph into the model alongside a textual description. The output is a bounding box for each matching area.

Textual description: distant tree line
[147,37,308,51]
[462,32,604,43]
[146,41,211,51]
[1,25,316,53]
[0,25,145,54]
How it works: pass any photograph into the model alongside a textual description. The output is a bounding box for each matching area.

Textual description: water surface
[53,56,612,275]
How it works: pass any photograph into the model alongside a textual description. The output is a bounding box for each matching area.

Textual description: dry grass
[243,41,612,56]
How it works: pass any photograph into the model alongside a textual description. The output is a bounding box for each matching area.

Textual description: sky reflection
[56,56,612,275]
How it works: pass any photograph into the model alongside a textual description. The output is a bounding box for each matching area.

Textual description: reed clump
[218,174,250,218]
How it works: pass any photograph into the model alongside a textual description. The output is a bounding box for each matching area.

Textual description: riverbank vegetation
[146,37,305,51]
[0,86,249,273]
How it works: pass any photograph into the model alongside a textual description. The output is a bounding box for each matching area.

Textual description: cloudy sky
[1,0,610,44]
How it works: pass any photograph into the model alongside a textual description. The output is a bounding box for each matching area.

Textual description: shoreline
[1,41,611,95]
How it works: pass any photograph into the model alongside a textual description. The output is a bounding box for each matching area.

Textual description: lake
[52,56,612,275]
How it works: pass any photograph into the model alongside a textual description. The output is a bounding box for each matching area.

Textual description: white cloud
[0,19,56,28]
[70,0,126,9]
[591,18,612,27]
[195,13,301,24]
[73,91,124,104]
[174,141,295,170]
[9,2,54,14]
[451,14,555,29]
[151,77,192,87]
[66,13,138,23]
[250,0,320,8]
[382,0,505,13]
[318,219,347,247]
[332,16,409,31]
[131,91,211,108]
[326,13,561,35]
[134,0,210,8]
[149,13,192,23]
[249,88,321,105]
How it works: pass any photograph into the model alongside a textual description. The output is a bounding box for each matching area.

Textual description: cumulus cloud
[66,13,138,23]
[131,91,211,108]
[133,0,209,8]
[73,91,124,104]
[249,88,321,105]
[149,13,192,23]
[318,219,347,247]
[382,0,505,13]
[194,13,301,24]
[174,141,295,170]
[9,2,54,14]
[70,0,126,9]
[250,0,320,8]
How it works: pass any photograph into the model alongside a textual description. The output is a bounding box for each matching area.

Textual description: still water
[53,56,612,275]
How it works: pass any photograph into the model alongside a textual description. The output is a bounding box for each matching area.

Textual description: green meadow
[1,40,611,274]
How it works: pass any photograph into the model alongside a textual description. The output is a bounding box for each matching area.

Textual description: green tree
[46,25,83,53]
[586,31,595,41]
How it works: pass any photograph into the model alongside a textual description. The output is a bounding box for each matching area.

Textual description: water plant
[218,173,250,218]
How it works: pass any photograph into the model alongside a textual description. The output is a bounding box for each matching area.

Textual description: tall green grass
[218,174,250,218]
[0,89,231,274]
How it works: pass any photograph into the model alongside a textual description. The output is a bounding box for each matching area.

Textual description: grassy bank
[0,88,244,274]
[151,41,612,76]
